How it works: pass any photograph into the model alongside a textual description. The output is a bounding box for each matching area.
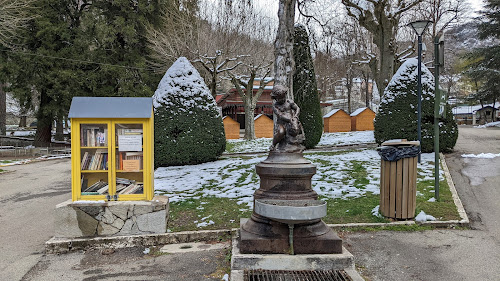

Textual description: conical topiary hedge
[293,24,323,149]
[374,58,457,152]
[153,57,226,167]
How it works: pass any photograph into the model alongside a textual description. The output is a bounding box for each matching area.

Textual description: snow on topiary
[374,58,457,152]
[153,57,226,167]
[293,24,323,149]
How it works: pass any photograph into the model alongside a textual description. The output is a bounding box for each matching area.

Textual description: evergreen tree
[374,58,457,153]
[292,24,323,149]
[464,0,500,107]
[5,0,163,145]
[153,57,225,167]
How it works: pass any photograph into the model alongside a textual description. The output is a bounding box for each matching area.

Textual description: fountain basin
[254,199,327,225]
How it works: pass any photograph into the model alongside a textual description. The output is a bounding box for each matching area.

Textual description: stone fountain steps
[231,229,363,281]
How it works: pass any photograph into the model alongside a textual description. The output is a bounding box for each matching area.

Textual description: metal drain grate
[243,269,353,281]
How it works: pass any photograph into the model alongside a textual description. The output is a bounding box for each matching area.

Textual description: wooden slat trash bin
[378,139,420,219]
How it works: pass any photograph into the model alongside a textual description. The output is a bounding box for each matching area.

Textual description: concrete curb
[440,153,469,225]
[45,153,468,254]
[46,229,234,254]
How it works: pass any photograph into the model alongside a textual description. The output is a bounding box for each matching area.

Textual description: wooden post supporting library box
[69,97,154,201]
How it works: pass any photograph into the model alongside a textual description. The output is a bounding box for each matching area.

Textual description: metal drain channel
[243,269,353,281]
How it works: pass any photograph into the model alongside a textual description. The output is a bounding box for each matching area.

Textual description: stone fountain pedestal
[239,152,342,254]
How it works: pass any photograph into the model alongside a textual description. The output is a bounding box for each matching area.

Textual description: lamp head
[408,20,433,36]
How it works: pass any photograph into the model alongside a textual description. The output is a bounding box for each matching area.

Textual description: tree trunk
[19,116,27,127]
[274,0,296,99]
[55,115,64,141]
[33,90,53,147]
[347,80,352,114]
[244,100,256,140]
[365,72,370,107]
[0,84,6,136]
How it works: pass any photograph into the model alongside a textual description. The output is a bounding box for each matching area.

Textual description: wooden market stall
[350,107,375,131]
[254,114,274,138]
[323,109,351,132]
[222,116,240,139]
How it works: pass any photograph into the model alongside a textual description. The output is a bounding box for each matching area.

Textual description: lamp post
[409,20,432,163]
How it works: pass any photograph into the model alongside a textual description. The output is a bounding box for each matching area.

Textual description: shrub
[374,58,457,152]
[153,57,226,167]
[293,24,323,149]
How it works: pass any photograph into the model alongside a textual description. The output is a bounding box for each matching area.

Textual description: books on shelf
[81,149,108,170]
[118,151,143,170]
[81,180,109,194]
[81,126,107,147]
[116,177,143,195]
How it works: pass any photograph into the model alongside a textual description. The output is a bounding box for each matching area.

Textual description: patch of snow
[196,220,215,227]
[72,200,106,204]
[427,197,436,202]
[371,205,383,218]
[222,274,229,281]
[475,121,500,128]
[143,248,150,254]
[461,153,500,159]
[317,131,375,146]
[415,210,436,222]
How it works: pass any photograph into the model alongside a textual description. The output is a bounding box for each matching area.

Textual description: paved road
[0,158,72,280]
[0,158,228,281]
[344,126,500,280]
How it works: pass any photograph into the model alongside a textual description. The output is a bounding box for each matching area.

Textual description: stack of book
[117,151,143,170]
[116,177,143,194]
[81,180,109,195]
[81,149,108,170]
[81,126,107,147]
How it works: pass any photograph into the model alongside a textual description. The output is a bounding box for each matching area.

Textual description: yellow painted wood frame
[71,114,154,201]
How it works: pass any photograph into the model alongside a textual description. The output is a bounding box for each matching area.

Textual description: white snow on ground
[371,205,383,218]
[475,121,500,128]
[415,210,436,222]
[154,150,442,210]
[225,131,375,154]
[317,131,375,146]
[461,153,500,159]
[0,154,71,167]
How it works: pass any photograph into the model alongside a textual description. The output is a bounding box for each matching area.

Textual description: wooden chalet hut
[475,105,498,124]
[254,114,274,138]
[222,116,240,139]
[350,107,375,131]
[323,109,351,133]
[217,79,274,128]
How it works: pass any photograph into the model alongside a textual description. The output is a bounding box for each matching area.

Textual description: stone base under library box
[54,196,169,238]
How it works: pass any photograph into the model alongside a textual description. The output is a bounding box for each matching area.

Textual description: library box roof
[69,97,153,119]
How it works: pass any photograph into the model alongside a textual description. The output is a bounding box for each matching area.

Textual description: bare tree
[274,0,296,99]
[0,0,35,47]
[341,0,423,94]
[147,0,274,98]
[227,62,273,140]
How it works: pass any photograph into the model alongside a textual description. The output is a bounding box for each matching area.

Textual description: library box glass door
[113,123,145,198]
[79,122,111,199]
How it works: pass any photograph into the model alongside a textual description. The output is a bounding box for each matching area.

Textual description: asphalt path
[0,158,72,280]
[344,126,500,280]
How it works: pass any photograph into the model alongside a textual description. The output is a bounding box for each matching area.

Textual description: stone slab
[232,232,353,271]
[54,196,169,238]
